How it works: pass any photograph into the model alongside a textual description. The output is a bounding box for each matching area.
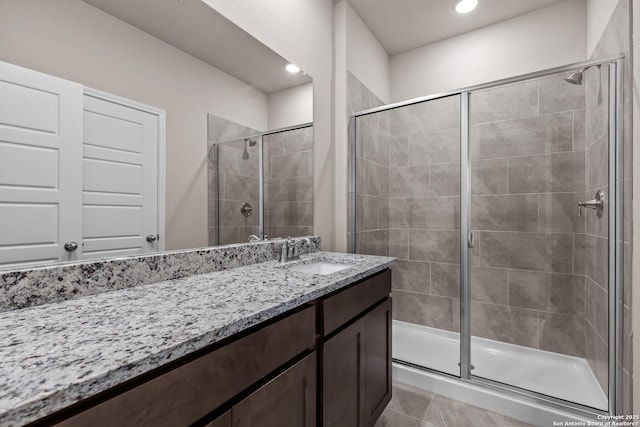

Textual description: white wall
[0,0,269,251]
[390,0,587,102]
[267,82,313,130]
[203,0,338,250]
[345,2,390,103]
[587,0,619,57]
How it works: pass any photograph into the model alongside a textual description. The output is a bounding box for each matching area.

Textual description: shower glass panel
[263,126,314,239]
[468,66,609,410]
[213,137,260,245]
[354,94,462,377]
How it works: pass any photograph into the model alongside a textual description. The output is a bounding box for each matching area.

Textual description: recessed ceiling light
[455,0,478,14]
[285,64,300,74]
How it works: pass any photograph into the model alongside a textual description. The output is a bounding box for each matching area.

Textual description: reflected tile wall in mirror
[264,126,314,239]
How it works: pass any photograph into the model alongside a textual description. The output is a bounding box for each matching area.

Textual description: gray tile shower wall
[263,126,314,239]
[348,72,389,256]
[207,114,260,245]
[0,237,320,313]
[585,0,632,406]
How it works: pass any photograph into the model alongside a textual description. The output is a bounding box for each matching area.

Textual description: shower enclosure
[210,123,313,245]
[350,57,624,417]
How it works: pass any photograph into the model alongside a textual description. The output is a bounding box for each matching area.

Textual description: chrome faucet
[279,237,312,263]
[578,190,604,217]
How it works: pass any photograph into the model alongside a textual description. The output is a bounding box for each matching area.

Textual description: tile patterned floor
[375,382,534,427]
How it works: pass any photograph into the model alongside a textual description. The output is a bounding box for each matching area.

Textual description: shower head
[241,138,258,160]
[565,68,584,85]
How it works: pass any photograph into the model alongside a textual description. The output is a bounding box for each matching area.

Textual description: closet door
[82,92,160,259]
[0,60,83,267]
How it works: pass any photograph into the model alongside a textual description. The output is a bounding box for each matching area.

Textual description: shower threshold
[393,320,607,411]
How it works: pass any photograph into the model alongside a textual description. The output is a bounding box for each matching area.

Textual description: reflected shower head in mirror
[242,138,258,160]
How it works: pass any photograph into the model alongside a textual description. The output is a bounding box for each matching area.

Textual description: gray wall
[348,72,389,255]
[264,126,314,239]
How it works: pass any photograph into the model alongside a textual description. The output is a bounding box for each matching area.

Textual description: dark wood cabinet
[322,317,366,427]
[364,298,392,426]
[37,269,392,427]
[233,353,316,427]
[321,271,392,427]
[205,411,231,427]
[53,307,315,427]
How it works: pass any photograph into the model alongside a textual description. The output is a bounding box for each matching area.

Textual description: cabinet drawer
[56,306,316,427]
[322,269,390,336]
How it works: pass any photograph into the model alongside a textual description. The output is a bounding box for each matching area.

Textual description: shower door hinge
[468,232,475,249]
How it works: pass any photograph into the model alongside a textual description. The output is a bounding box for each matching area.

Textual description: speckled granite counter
[0,251,395,427]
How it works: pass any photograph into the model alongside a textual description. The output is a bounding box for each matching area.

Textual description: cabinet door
[364,298,392,426]
[322,318,365,427]
[233,353,316,427]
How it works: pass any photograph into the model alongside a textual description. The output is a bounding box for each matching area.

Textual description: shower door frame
[350,55,625,418]
[213,122,313,245]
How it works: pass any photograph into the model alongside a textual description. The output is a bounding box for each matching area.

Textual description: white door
[82,92,160,259]
[0,60,83,268]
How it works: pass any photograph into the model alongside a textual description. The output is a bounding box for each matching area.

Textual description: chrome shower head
[565,68,584,85]
[246,138,257,147]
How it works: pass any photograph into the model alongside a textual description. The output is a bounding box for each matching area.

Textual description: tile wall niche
[264,126,314,239]
[207,114,260,246]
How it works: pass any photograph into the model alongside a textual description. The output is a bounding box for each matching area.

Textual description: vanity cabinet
[34,269,391,427]
[321,270,392,427]
[52,306,316,427]
[205,353,316,427]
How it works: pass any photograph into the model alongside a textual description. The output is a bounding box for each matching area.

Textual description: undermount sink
[289,261,352,275]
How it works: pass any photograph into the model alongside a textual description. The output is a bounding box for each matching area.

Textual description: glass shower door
[213,137,260,245]
[467,66,611,410]
[353,94,462,377]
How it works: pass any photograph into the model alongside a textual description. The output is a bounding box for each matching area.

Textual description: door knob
[64,241,78,252]
[146,234,158,243]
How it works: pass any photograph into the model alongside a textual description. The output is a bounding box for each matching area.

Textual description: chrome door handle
[578,190,604,217]
[64,241,78,252]
[146,234,158,243]
[468,232,475,249]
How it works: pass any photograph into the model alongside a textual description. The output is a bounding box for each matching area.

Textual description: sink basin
[289,262,352,275]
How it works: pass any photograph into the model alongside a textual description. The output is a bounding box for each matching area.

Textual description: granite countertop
[0,251,395,426]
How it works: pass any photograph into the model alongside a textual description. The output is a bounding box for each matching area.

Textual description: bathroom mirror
[0,0,313,269]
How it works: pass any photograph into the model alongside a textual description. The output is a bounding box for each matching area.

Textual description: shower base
[393,320,608,412]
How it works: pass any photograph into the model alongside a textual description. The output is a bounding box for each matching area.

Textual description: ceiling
[82,0,311,93]
[348,0,572,55]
